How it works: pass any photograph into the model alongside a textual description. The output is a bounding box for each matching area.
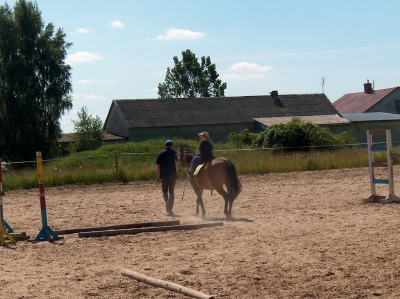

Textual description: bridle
[178,148,195,174]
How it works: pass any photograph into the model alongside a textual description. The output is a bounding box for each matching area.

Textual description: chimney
[270,90,284,107]
[364,80,372,94]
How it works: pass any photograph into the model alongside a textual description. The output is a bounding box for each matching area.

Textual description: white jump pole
[364,129,400,204]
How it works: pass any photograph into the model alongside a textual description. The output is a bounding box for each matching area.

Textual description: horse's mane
[180,147,196,164]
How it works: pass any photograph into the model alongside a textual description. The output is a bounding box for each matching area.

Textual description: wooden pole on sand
[121,269,216,299]
[79,222,223,238]
[54,220,180,235]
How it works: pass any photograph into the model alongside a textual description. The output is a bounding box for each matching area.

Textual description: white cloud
[110,20,124,28]
[156,28,206,40]
[230,62,274,72]
[77,79,94,84]
[72,28,92,34]
[66,51,103,65]
[222,62,275,81]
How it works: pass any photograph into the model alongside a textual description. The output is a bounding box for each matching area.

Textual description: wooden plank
[371,146,387,152]
[369,129,387,135]
[373,179,389,184]
[54,220,180,235]
[79,222,223,238]
[121,269,216,299]
[372,162,388,168]
[9,232,30,241]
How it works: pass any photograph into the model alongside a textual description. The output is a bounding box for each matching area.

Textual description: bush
[252,117,356,151]
[228,129,258,147]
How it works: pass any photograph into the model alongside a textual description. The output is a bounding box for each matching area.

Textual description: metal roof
[341,112,400,122]
[59,132,127,143]
[333,87,399,113]
[254,114,350,126]
[108,93,340,128]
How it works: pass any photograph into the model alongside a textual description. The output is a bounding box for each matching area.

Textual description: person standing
[156,140,179,215]
[189,132,213,174]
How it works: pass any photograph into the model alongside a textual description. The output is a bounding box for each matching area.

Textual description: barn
[103,91,349,143]
[333,81,400,145]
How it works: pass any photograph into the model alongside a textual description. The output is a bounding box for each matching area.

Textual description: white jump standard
[364,129,400,204]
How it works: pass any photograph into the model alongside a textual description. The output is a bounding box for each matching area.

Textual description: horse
[178,147,242,219]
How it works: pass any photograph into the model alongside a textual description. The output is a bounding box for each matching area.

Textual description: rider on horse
[189,132,213,175]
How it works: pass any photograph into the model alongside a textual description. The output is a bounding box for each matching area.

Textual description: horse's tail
[224,160,242,202]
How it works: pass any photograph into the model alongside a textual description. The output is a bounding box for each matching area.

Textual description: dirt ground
[2,167,400,299]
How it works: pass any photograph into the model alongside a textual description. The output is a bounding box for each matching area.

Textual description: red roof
[333,87,400,113]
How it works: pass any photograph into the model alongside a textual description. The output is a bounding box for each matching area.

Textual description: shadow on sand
[202,216,253,223]
[170,213,253,223]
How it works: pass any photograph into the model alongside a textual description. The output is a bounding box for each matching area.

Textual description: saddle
[193,159,213,176]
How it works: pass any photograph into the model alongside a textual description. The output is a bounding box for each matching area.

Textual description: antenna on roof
[372,80,375,90]
[321,77,325,93]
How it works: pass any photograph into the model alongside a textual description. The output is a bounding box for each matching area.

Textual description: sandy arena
[2,167,400,298]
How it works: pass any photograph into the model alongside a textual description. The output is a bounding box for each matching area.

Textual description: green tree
[0,0,72,161]
[69,106,103,152]
[158,49,227,98]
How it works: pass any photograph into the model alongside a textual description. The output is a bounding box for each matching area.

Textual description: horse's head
[178,147,196,172]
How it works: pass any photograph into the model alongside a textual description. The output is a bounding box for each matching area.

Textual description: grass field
[1,138,393,191]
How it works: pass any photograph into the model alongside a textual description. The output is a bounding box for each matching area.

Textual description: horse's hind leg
[226,182,234,217]
[214,185,231,219]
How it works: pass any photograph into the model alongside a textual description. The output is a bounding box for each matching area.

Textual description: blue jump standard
[2,219,13,233]
[30,209,63,242]
[1,204,14,233]
[29,182,63,242]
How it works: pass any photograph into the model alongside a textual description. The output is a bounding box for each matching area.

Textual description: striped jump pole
[0,159,16,246]
[1,159,13,233]
[30,151,63,242]
[364,129,400,204]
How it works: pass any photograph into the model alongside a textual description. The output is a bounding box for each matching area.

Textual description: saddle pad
[194,164,206,176]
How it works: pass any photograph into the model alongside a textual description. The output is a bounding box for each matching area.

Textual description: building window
[395,100,400,113]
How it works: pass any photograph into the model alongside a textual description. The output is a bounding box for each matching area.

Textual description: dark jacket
[198,140,213,161]
[156,148,178,178]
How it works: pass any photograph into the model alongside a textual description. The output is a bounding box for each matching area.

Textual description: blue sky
[3,0,400,133]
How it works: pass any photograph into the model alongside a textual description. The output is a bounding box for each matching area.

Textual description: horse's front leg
[194,188,205,217]
[196,196,207,217]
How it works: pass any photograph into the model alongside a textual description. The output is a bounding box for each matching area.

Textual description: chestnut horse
[178,147,242,219]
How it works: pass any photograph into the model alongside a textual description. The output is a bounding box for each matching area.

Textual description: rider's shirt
[199,140,213,160]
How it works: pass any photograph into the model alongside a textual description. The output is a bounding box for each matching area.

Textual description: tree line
[0,0,72,161]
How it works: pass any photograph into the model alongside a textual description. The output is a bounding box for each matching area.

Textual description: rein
[178,148,196,201]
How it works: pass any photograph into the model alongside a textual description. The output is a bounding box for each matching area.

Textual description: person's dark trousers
[161,177,176,214]
[190,156,203,172]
